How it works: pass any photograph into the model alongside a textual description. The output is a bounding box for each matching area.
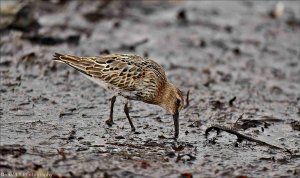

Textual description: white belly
[87,76,109,89]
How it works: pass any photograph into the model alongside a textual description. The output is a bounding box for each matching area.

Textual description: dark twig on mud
[205,125,292,154]
[228,96,236,107]
[233,113,244,127]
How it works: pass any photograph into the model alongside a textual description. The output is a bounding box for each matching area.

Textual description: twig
[233,113,244,127]
[205,125,292,154]
[228,96,236,106]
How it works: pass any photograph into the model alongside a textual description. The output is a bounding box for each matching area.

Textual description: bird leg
[124,101,136,131]
[106,96,116,126]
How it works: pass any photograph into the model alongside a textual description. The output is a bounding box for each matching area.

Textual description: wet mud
[1,1,300,177]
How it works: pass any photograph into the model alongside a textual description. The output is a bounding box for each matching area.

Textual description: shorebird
[53,53,184,138]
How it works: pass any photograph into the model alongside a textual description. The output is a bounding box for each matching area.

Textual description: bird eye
[176,98,181,106]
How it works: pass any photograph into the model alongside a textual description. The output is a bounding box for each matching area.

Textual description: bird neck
[157,82,174,114]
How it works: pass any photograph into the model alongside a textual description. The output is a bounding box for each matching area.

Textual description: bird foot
[105,119,114,127]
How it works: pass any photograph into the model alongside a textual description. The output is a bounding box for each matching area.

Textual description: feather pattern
[53,53,167,103]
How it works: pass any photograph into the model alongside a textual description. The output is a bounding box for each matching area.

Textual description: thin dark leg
[124,102,136,131]
[105,96,116,126]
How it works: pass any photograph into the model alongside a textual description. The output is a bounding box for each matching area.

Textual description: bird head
[158,83,184,138]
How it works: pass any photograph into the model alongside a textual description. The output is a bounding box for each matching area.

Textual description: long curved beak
[173,112,179,138]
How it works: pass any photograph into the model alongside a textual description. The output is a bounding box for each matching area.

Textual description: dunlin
[53,53,184,138]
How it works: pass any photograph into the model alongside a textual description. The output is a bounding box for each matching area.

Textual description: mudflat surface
[1,1,300,177]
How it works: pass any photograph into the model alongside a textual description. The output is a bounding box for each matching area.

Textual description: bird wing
[52,53,166,94]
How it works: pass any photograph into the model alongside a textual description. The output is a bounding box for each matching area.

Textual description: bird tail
[53,52,88,65]
[52,53,93,76]
[52,53,66,63]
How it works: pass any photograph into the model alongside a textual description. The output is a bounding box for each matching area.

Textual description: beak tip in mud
[173,112,179,139]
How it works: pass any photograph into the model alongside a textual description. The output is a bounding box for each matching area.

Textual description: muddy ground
[1,0,300,178]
